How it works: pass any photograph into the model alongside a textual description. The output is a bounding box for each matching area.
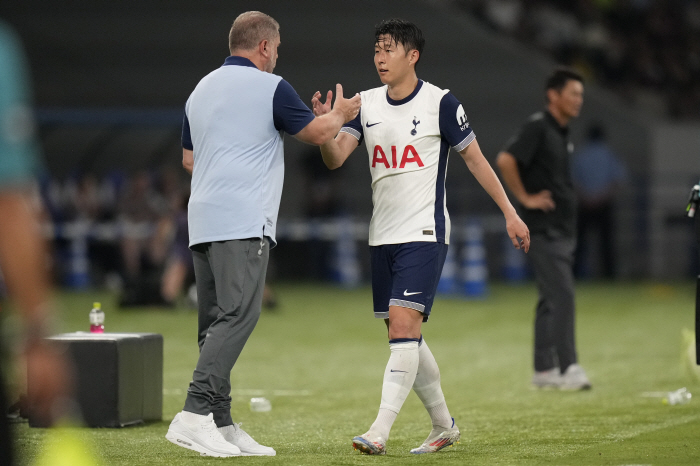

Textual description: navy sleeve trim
[273,79,315,135]
[439,92,474,149]
[182,112,193,150]
[340,108,363,144]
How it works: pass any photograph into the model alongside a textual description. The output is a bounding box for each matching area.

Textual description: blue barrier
[461,219,488,298]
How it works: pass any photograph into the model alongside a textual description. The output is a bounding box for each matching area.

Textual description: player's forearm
[320,139,345,170]
[466,155,518,217]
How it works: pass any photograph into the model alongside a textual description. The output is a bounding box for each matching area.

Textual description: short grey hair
[229,11,280,52]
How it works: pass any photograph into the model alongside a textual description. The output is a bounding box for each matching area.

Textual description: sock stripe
[389,338,420,344]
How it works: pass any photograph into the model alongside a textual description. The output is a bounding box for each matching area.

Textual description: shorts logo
[366,121,382,127]
[423,230,433,235]
[403,290,422,296]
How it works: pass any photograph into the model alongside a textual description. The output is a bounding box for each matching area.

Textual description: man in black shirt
[496,68,591,390]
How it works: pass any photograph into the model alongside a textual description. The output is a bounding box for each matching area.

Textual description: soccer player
[311,19,530,455]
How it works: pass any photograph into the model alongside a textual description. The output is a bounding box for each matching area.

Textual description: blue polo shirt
[183,56,314,247]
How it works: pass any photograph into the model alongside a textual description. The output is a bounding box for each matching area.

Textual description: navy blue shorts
[370,242,448,322]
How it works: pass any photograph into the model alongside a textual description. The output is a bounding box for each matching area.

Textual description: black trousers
[529,234,578,373]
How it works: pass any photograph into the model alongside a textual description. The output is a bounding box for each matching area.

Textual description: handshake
[311,84,361,122]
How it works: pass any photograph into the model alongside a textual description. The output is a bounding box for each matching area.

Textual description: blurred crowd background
[1,0,699,306]
[461,0,700,118]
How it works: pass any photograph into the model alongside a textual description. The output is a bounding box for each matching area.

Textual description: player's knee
[387,321,421,340]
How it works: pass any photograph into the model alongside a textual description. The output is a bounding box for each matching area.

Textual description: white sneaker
[352,431,386,455]
[165,412,241,457]
[560,363,592,391]
[532,367,562,389]
[218,423,276,456]
[410,418,460,454]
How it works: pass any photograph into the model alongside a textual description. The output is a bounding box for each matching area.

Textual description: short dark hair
[545,67,584,93]
[374,19,425,65]
[229,11,279,52]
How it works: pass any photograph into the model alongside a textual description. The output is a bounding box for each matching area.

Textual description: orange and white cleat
[409,418,460,454]
[352,431,386,455]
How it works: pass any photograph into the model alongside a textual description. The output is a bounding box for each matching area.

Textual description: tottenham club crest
[456,104,469,131]
[411,116,420,135]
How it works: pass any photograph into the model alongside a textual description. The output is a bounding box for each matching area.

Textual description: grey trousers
[528,233,578,373]
[184,238,269,427]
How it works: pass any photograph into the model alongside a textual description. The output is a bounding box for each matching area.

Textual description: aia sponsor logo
[372,145,424,169]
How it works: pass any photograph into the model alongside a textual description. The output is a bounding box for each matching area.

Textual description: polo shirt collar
[544,110,569,136]
[222,56,258,68]
[386,79,423,106]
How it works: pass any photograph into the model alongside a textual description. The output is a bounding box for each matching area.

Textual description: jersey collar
[386,79,423,106]
[222,56,258,68]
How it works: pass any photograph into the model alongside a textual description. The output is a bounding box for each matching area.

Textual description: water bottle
[89,302,105,333]
[662,387,692,405]
[249,397,271,412]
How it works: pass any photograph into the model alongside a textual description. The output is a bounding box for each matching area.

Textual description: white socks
[369,340,420,439]
[368,338,454,440]
[413,338,453,430]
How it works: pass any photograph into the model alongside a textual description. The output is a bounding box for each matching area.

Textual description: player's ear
[408,49,419,66]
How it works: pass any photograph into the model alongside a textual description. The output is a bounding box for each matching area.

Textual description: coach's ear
[259,39,270,58]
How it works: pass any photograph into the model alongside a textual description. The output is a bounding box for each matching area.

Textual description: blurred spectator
[571,124,627,278]
[117,170,167,280]
[160,193,194,305]
[459,0,700,119]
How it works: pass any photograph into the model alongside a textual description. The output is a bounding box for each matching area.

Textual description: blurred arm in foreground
[0,20,72,465]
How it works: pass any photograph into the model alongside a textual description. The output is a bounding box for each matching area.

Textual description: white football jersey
[340,80,475,246]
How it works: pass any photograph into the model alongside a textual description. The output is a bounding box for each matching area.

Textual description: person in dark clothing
[571,124,627,279]
[496,68,592,391]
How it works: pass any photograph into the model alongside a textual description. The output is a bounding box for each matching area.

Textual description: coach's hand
[331,84,361,123]
[523,190,555,212]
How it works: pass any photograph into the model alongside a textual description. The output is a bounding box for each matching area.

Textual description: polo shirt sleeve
[439,92,475,152]
[272,79,315,135]
[181,111,193,150]
[339,108,363,144]
[503,118,543,167]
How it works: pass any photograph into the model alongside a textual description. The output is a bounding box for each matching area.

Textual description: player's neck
[386,75,419,101]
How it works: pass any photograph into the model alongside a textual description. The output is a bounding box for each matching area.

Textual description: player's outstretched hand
[506,212,530,253]
[332,83,361,123]
[311,90,332,117]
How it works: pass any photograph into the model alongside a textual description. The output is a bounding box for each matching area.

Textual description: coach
[165,11,360,458]
[496,68,591,392]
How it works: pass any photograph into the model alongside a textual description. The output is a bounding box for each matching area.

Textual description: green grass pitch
[12,281,700,465]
